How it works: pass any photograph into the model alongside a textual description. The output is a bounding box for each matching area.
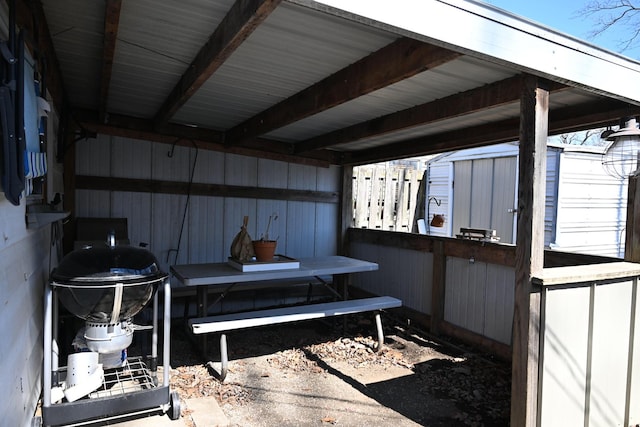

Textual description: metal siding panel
[152,193,189,272]
[314,0,640,105]
[349,242,431,312]
[111,191,152,247]
[75,189,111,217]
[554,152,627,257]
[268,57,514,141]
[76,134,111,176]
[445,257,486,334]
[288,163,317,190]
[41,0,104,110]
[225,154,258,187]
[630,283,640,425]
[188,195,225,263]
[285,201,316,258]
[483,264,514,344]
[108,0,234,116]
[452,160,472,235]
[470,158,493,229]
[0,227,49,426]
[545,149,561,247]
[258,159,288,189]
[193,150,225,184]
[152,143,191,181]
[589,280,633,427]
[111,137,152,178]
[491,156,516,243]
[317,165,341,192]
[539,286,591,427]
[426,162,451,237]
[174,2,396,129]
[314,203,338,257]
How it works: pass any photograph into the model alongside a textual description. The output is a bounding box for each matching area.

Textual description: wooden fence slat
[353,163,424,232]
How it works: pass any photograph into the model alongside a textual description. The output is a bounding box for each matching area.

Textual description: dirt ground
[168,313,511,427]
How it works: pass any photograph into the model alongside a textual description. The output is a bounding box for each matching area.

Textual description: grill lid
[51,245,167,286]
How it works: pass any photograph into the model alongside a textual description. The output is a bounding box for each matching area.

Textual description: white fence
[352,164,424,232]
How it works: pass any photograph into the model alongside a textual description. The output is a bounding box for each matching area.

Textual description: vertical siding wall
[350,241,433,313]
[74,135,340,273]
[553,151,627,258]
[444,257,514,344]
[538,274,639,427]
[0,199,55,426]
[349,233,515,346]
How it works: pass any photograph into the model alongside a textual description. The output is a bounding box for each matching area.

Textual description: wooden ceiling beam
[225,38,462,146]
[98,0,122,123]
[77,110,337,167]
[153,0,282,127]
[342,99,640,166]
[295,76,568,154]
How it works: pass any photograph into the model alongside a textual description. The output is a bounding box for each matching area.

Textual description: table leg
[197,285,208,358]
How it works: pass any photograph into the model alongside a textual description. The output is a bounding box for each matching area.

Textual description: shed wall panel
[425,161,450,237]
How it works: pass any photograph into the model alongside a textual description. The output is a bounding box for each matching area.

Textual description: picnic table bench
[170,256,402,381]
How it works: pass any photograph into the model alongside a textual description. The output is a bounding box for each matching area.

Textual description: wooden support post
[625,175,640,262]
[340,165,354,256]
[511,75,548,427]
[431,239,446,334]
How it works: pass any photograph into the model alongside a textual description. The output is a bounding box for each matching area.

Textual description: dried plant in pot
[253,213,278,262]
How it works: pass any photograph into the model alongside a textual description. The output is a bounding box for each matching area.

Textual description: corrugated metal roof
[41,0,640,164]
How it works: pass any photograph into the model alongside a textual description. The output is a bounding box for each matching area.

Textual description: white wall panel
[0,224,50,426]
[153,142,191,181]
[111,136,152,178]
[152,193,189,272]
[483,264,515,344]
[317,165,340,191]
[286,201,317,258]
[193,148,224,184]
[630,281,640,425]
[539,286,591,427]
[225,153,258,186]
[539,278,640,427]
[315,203,338,256]
[75,136,341,278]
[349,242,432,312]
[589,280,633,427]
[75,189,110,217]
[445,257,486,335]
[258,158,288,188]
[188,195,225,263]
[75,134,110,176]
[112,191,152,247]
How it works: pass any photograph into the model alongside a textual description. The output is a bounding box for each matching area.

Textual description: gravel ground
[168,313,511,427]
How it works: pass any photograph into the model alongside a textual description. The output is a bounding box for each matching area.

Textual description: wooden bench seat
[188,296,402,381]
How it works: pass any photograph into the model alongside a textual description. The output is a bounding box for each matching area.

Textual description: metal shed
[425,142,629,257]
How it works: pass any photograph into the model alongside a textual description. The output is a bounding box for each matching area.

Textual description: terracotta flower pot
[252,240,277,262]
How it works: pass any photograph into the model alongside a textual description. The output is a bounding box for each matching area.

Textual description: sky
[482,0,640,59]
